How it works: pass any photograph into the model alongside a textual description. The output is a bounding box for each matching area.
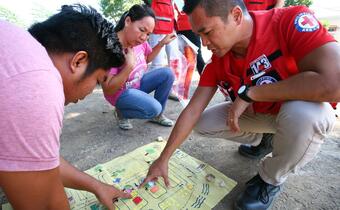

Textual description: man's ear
[231,6,243,25]
[70,51,88,74]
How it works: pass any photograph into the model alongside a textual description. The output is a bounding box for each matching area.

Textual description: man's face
[190,6,239,57]
[50,52,108,105]
[64,68,107,105]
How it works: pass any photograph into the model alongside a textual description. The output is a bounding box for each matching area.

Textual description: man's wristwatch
[237,85,254,103]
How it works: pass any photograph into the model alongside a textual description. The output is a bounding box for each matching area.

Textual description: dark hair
[115,4,155,32]
[183,0,247,19]
[28,4,124,78]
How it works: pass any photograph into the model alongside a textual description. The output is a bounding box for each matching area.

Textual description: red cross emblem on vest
[301,16,314,27]
[294,12,319,32]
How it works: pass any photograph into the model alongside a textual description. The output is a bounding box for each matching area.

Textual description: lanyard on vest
[246,49,283,78]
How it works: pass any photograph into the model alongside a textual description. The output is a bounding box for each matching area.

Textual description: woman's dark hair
[115,4,155,32]
[28,4,125,78]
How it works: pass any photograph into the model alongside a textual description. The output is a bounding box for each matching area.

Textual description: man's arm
[59,157,131,210]
[0,168,70,210]
[0,152,131,210]
[59,157,99,193]
[248,42,340,102]
[228,42,340,132]
[141,86,217,186]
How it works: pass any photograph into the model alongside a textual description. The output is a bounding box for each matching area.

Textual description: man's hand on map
[140,158,170,188]
[94,182,132,210]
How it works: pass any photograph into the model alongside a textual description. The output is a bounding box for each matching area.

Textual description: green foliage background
[100,0,143,22]
[0,3,52,28]
[0,5,24,27]
[285,0,313,7]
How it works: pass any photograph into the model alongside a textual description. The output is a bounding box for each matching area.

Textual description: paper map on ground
[2,141,237,210]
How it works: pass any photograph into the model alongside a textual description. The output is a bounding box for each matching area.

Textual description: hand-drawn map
[2,141,237,210]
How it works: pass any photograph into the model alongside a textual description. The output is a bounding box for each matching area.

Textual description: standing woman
[102,4,176,130]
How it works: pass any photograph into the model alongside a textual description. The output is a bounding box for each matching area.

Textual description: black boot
[238,133,273,159]
[234,174,281,210]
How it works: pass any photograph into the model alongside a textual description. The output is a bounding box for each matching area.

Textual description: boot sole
[233,201,275,210]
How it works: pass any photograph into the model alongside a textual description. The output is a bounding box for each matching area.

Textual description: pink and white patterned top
[104,42,152,105]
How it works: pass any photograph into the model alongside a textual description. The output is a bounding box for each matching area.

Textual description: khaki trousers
[194,101,336,185]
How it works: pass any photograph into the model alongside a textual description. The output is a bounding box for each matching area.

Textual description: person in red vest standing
[243,0,285,11]
[144,0,179,71]
[174,1,205,75]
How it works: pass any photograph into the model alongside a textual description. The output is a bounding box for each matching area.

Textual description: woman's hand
[123,47,136,71]
[160,33,177,46]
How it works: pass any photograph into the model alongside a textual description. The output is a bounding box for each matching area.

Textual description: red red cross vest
[151,0,175,34]
[216,10,296,114]
[216,9,336,114]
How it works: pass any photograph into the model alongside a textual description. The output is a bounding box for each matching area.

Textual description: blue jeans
[115,67,174,119]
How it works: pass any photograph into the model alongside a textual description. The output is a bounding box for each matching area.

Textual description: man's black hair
[29,4,124,77]
[183,0,247,18]
[115,4,155,32]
